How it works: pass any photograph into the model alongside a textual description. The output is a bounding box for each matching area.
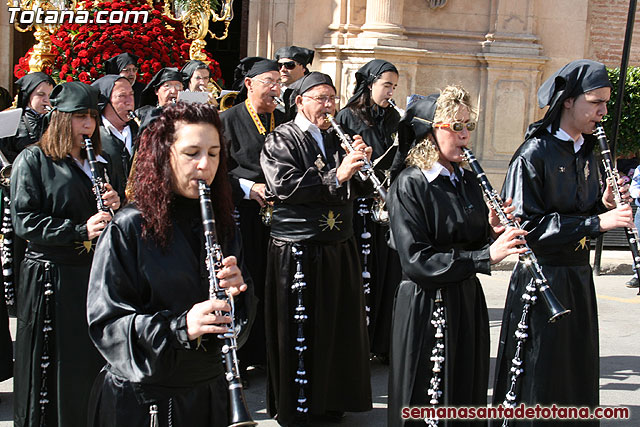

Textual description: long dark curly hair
[132,102,234,248]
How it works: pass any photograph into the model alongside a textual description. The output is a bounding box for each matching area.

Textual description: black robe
[387,166,492,427]
[260,121,372,425]
[99,121,138,202]
[221,102,285,368]
[86,198,256,427]
[335,105,401,357]
[10,145,112,427]
[492,131,606,426]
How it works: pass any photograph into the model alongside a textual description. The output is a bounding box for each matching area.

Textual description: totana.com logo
[8,7,149,25]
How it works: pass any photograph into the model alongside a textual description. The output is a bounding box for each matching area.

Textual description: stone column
[359,0,406,40]
[476,0,547,185]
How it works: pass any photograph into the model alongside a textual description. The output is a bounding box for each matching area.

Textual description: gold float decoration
[9,0,77,72]
[162,0,234,61]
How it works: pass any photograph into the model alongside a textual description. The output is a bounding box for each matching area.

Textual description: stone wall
[245,0,640,183]
[587,0,640,67]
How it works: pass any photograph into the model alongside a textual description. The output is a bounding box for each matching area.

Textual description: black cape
[387,166,492,427]
[220,102,284,368]
[260,121,372,425]
[335,105,402,356]
[10,145,112,427]
[86,198,256,427]
[492,130,606,426]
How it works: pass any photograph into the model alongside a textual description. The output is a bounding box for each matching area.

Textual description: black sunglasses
[278,61,298,70]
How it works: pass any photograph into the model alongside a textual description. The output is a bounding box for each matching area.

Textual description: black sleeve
[10,149,88,244]
[261,129,348,204]
[388,169,491,290]
[87,220,191,383]
[502,155,602,248]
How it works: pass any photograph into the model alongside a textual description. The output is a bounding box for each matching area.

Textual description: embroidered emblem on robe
[76,240,95,255]
[575,236,589,251]
[320,210,342,231]
[584,160,590,180]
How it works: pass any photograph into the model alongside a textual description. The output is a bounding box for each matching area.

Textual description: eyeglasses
[254,78,283,88]
[434,122,477,132]
[121,66,138,73]
[303,95,340,104]
[278,61,298,70]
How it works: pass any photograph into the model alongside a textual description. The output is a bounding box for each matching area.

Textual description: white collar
[295,113,326,157]
[547,125,584,153]
[294,112,320,134]
[421,162,463,184]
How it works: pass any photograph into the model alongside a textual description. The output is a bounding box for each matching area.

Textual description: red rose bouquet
[14,0,223,85]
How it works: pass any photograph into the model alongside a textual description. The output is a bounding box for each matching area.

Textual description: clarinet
[272,95,285,107]
[594,123,640,295]
[197,180,257,427]
[387,98,405,116]
[82,136,113,216]
[325,113,387,202]
[462,148,571,425]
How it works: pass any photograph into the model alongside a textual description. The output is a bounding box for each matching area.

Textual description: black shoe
[625,277,639,288]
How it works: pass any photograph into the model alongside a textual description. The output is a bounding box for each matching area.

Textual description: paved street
[1,267,639,426]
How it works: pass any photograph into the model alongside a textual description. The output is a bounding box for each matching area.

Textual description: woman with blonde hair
[386,85,527,426]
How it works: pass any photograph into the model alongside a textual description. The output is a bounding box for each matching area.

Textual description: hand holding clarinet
[82,135,120,239]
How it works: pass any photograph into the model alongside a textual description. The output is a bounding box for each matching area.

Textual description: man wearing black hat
[220,57,285,375]
[274,46,315,118]
[104,52,144,108]
[134,67,184,132]
[261,72,373,426]
[92,75,138,201]
[492,59,634,423]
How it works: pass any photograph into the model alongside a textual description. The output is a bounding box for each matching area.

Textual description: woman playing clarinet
[386,85,527,427]
[87,101,254,427]
[11,81,120,427]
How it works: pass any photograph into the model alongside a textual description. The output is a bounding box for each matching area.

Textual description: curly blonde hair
[406,85,477,170]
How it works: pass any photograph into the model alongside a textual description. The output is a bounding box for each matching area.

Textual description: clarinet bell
[228,385,257,426]
[537,281,571,323]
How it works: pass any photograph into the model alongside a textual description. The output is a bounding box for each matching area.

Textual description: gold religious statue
[163,0,234,61]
